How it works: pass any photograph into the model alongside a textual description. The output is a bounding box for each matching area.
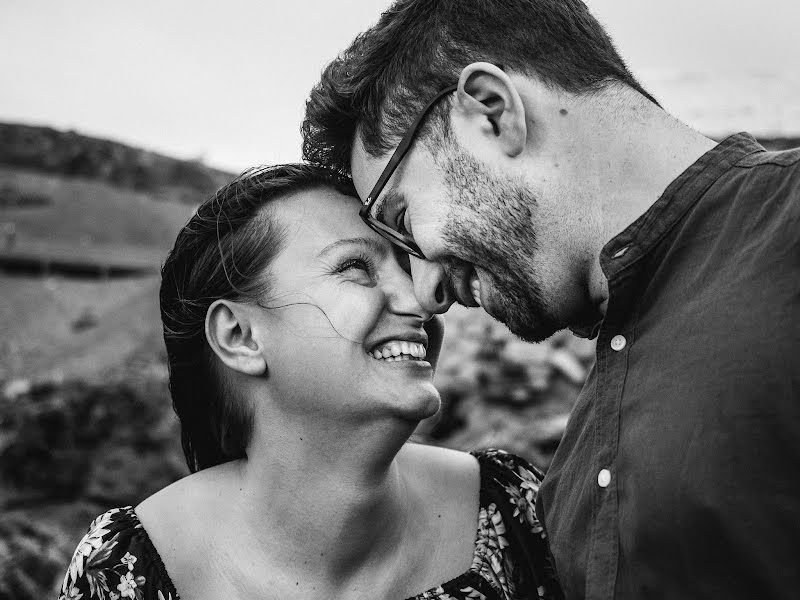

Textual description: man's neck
[595,103,716,244]
[573,89,719,314]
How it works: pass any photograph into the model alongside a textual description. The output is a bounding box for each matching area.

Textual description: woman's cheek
[325,287,384,342]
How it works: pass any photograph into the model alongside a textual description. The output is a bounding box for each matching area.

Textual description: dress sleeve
[58,506,177,600]
[474,449,564,600]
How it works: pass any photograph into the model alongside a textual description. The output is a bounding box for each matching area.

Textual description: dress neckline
[128,452,496,600]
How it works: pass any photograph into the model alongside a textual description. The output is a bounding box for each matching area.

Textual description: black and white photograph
[1,1,798,598]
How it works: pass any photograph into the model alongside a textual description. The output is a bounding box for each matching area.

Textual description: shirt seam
[601,137,765,282]
[603,146,758,283]
[732,158,800,169]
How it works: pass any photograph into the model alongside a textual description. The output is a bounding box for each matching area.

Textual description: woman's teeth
[369,341,427,361]
[470,272,482,306]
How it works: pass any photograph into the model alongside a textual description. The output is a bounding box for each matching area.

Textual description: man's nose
[409,256,455,314]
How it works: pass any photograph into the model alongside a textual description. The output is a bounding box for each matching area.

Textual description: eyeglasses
[359,84,458,260]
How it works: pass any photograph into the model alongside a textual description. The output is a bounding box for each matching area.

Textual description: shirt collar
[569,133,765,339]
[600,132,765,281]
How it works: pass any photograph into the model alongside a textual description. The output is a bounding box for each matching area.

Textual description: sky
[2,0,799,172]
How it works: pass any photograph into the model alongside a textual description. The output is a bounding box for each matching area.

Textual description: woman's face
[253,187,442,423]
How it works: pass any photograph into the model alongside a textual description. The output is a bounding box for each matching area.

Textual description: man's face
[352,133,594,343]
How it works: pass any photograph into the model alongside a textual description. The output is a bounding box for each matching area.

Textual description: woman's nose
[409,256,455,314]
[384,258,433,320]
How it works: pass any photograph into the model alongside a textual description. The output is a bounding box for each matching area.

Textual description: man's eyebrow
[316,237,389,259]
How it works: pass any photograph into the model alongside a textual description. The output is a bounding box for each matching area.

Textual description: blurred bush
[0,514,75,600]
[0,373,186,599]
[0,376,184,504]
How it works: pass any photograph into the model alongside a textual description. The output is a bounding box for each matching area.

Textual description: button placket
[586,315,634,597]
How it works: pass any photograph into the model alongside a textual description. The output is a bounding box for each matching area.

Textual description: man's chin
[509,321,561,344]
[487,302,561,343]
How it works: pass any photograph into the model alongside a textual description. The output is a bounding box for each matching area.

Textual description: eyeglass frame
[359,84,458,260]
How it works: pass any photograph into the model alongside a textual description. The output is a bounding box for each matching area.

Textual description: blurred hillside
[0,122,232,203]
[0,123,231,384]
[0,124,797,599]
[0,123,233,599]
[0,122,233,293]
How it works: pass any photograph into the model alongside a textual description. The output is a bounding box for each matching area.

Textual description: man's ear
[205,299,267,376]
[452,62,527,158]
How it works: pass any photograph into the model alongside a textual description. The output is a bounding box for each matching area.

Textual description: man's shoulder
[727,145,800,203]
[703,144,799,246]
[734,145,800,170]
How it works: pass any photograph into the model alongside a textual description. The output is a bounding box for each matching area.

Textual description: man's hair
[302,0,658,175]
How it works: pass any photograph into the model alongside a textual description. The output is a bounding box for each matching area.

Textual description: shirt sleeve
[59,506,177,600]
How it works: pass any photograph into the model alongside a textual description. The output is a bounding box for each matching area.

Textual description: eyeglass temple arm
[366,84,458,205]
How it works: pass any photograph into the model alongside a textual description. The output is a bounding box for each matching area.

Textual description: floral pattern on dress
[59,450,561,600]
[472,503,511,596]
[470,449,561,600]
[59,507,177,600]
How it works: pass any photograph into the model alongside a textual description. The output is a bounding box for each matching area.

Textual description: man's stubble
[437,142,563,343]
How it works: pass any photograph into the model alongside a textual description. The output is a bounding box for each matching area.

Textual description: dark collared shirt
[538,134,800,599]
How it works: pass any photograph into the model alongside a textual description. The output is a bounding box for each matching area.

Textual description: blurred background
[1,1,798,597]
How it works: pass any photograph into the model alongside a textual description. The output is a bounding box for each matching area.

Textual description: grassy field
[0,166,192,382]
[0,167,195,250]
[0,273,162,381]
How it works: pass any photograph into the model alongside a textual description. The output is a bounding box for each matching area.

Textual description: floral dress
[59,449,562,600]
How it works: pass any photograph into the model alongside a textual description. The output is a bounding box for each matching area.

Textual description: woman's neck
[225,414,423,588]
[136,418,480,600]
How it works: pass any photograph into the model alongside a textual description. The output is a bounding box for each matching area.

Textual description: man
[302,0,800,598]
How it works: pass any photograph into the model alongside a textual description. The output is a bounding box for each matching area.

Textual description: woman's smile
[368,339,427,360]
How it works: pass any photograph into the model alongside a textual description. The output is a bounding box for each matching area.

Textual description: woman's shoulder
[398,445,548,544]
[399,443,480,497]
[473,447,545,476]
[400,442,479,471]
[400,443,544,475]
[470,449,563,599]
[60,506,177,600]
[473,449,544,494]
[397,444,545,507]
[471,448,546,536]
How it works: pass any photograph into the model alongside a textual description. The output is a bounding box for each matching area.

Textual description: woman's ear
[452,62,527,158]
[205,299,267,376]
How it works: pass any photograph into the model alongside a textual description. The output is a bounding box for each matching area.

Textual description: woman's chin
[394,390,441,423]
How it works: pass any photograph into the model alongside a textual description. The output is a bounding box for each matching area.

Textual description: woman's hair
[160,163,356,473]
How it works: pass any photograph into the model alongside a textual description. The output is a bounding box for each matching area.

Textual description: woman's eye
[338,258,371,272]
[336,255,376,278]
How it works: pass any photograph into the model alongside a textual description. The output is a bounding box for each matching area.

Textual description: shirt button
[613,246,629,258]
[610,335,626,351]
[597,468,612,488]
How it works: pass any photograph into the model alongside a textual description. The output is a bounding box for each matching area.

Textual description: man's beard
[437,143,562,343]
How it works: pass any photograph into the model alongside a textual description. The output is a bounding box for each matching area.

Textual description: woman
[59,164,562,600]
